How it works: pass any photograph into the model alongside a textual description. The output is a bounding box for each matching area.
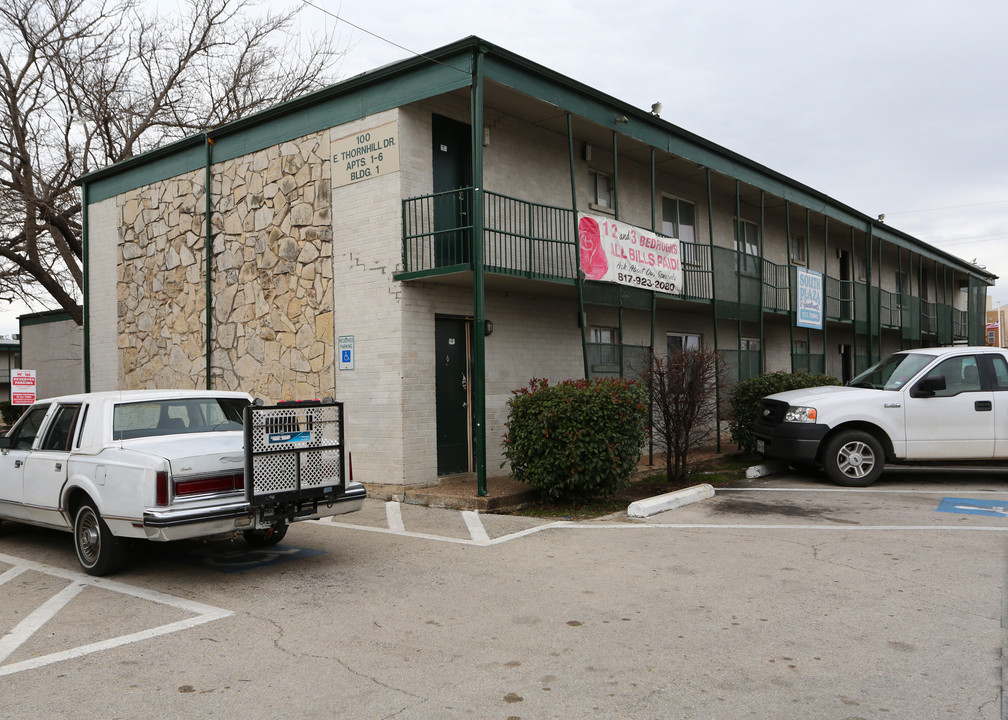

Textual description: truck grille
[755,399,789,428]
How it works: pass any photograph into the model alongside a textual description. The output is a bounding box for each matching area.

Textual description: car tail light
[174,472,244,497]
[156,471,169,506]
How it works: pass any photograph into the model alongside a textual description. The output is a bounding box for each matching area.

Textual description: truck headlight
[784,406,817,423]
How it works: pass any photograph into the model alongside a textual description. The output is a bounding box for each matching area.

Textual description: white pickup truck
[0,389,366,574]
[753,346,1008,486]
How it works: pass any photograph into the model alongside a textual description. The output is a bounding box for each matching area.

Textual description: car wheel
[243,522,288,547]
[74,500,125,576]
[822,430,884,487]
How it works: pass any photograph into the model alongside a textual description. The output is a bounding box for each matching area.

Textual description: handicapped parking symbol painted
[937,497,1008,518]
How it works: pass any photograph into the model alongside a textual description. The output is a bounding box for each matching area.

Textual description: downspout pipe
[82,182,91,392]
[205,134,214,390]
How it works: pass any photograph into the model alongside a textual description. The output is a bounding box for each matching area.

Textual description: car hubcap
[838,441,874,478]
[78,511,100,564]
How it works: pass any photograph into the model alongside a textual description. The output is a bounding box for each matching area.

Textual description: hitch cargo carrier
[243,399,348,522]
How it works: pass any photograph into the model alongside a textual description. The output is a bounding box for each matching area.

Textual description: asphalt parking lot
[1,467,1006,719]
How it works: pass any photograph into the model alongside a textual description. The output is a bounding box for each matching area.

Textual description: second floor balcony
[398,188,970,343]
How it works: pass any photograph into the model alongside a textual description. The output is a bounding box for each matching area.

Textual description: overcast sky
[5,0,1004,335]
[315,0,1007,291]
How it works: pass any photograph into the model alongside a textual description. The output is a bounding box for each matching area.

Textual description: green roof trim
[79,52,474,203]
[76,35,994,283]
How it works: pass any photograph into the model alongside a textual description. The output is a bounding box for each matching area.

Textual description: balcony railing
[401,188,974,341]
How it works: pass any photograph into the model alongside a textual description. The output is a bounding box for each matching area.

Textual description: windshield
[113,397,249,440]
[847,353,936,391]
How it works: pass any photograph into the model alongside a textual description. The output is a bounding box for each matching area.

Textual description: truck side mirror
[913,375,946,398]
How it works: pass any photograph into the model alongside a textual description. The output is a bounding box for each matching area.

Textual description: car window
[848,352,935,390]
[991,356,1008,390]
[8,404,52,450]
[113,397,249,440]
[39,404,82,452]
[920,355,981,397]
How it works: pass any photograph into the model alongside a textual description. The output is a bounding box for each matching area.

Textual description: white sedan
[0,389,366,574]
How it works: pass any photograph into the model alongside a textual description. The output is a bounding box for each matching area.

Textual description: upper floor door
[432,115,472,267]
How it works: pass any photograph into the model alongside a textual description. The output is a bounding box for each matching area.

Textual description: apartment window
[662,196,697,264]
[734,219,760,274]
[589,171,612,210]
[896,270,910,295]
[790,235,806,265]
[854,255,870,280]
[590,326,617,345]
[666,332,701,355]
[793,339,809,354]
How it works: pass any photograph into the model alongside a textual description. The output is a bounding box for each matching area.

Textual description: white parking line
[385,501,405,532]
[0,579,86,664]
[0,552,232,677]
[461,511,491,543]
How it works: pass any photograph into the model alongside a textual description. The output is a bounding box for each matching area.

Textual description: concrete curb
[627,483,715,518]
[745,462,788,479]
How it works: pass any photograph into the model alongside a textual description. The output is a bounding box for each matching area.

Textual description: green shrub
[0,401,25,427]
[728,371,840,453]
[502,377,648,502]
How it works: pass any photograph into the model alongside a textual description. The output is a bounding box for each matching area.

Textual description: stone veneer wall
[118,171,208,388]
[116,131,334,399]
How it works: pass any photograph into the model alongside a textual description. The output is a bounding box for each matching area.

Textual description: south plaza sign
[578,213,682,294]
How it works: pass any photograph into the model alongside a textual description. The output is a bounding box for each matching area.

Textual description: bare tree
[0,0,349,324]
[640,347,726,484]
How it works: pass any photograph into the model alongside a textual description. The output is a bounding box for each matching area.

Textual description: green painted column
[470,48,488,497]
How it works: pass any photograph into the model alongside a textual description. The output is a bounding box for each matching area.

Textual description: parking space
[0,470,1005,718]
[0,552,231,677]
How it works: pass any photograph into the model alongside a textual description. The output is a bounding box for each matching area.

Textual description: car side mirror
[0,436,11,450]
[913,375,946,398]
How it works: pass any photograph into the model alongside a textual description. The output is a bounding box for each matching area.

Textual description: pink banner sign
[578,213,682,294]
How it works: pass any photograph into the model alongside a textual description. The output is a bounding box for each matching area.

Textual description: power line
[299,0,470,75]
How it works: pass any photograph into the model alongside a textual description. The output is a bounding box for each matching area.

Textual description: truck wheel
[74,500,125,576]
[822,430,884,487]
[243,522,288,547]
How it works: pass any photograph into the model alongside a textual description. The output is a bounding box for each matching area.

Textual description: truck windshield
[847,353,935,391]
[113,397,249,440]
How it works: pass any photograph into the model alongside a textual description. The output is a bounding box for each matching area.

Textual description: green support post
[567,114,590,380]
[470,49,488,497]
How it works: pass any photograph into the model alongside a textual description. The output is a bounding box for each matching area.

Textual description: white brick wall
[87,197,120,391]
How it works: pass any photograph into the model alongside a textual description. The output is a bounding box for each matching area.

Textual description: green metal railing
[400,188,974,343]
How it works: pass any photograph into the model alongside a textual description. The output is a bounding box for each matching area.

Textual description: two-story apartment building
[77,37,996,493]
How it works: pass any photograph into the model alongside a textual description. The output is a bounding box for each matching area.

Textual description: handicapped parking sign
[338,335,354,371]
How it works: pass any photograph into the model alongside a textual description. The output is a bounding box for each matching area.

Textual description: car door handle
[55,462,62,471]
[14,460,22,468]
[975,400,993,412]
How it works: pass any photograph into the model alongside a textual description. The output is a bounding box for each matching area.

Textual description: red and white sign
[11,369,36,405]
[578,213,682,294]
